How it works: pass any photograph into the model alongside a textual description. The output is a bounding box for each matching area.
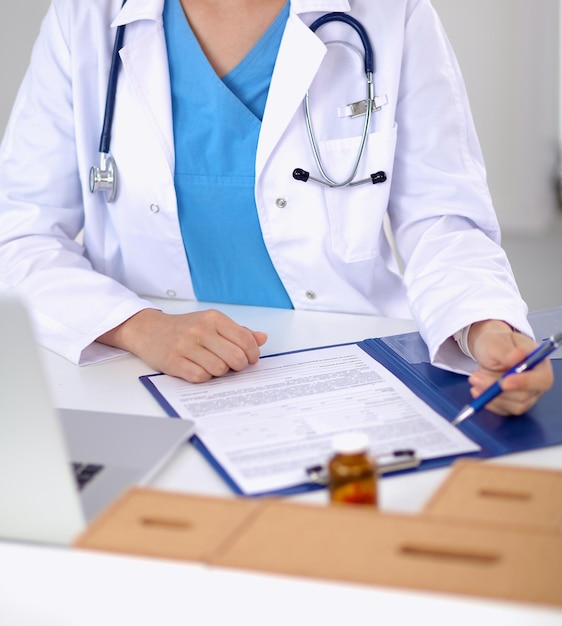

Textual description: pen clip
[305,449,420,485]
[550,331,562,348]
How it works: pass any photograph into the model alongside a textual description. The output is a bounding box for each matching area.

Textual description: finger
[252,330,268,347]
[241,326,268,344]
[475,389,542,416]
[469,383,530,415]
[213,321,265,366]
[500,360,554,394]
[467,377,522,414]
[188,330,258,374]
[207,328,267,371]
[163,348,231,383]
[169,310,256,372]
[471,345,554,392]
[469,368,550,416]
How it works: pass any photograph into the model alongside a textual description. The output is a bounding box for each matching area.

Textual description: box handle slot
[139,516,193,531]
[478,488,532,501]
[399,543,500,565]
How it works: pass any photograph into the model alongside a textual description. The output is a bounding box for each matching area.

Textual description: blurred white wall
[431,0,560,233]
[0,1,51,132]
[1,0,560,233]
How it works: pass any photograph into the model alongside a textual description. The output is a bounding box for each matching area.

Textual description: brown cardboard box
[214,499,562,607]
[75,487,262,562]
[75,487,562,607]
[423,460,562,532]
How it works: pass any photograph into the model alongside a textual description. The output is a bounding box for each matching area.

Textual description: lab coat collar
[256,11,326,173]
[111,0,352,27]
[111,0,165,27]
[290,0,351,14]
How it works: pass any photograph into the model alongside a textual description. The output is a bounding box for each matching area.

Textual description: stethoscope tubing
[309,12,374,75]
[298,12,380,188]
[303,77,373,188]
[99,18,127,154]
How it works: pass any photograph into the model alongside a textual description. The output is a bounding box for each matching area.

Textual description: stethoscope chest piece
[89,153,117,203]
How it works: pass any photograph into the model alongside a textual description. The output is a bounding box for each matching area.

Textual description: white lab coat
[0,0,531,368]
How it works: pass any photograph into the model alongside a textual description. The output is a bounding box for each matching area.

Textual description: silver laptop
[0,294,195,545]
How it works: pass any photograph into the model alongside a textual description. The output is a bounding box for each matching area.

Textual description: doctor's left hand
[467,320,554,416]
[97,308,268,383]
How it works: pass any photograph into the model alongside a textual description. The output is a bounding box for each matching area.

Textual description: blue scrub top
[164,0,292,308]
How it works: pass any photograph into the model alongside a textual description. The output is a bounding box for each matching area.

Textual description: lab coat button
[166,290,177,298]
[275,197,287,209]
[150,203,160,213]
[305,290,317,300]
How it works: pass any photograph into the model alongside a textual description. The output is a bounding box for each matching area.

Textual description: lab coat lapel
[256,13,326,174]
[116,7,175,173]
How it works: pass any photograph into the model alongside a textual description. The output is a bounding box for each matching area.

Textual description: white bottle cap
[331,432,370,455]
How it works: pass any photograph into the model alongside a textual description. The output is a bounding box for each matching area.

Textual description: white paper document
[149,344,480,494]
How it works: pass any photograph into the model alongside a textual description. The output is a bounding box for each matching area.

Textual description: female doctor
[0,0,553,415]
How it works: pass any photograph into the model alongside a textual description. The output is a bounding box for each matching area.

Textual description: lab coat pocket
[325,125,397,263]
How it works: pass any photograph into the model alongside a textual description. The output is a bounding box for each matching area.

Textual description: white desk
[1,300,561,626]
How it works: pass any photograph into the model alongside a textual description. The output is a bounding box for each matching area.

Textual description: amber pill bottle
[328,433,377,506]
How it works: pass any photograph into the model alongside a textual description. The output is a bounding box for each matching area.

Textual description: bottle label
[330,477,377,506]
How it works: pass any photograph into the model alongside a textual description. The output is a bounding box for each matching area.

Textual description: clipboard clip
[305,449,420,485]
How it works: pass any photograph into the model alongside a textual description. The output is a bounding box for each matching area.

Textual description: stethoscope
[89,8,386,202]
[89,1,127,202]
[293,12,387,188]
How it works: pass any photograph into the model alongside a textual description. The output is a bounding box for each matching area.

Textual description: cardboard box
[75,487,562,607]
[423,460,562,532]
[75,488,262,562]
[214,499,562,607]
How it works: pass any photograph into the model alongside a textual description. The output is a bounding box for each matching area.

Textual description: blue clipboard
[361,332,562,459]
[140,307,562,496]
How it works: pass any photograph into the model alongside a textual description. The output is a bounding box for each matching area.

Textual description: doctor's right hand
[97,308,268,383]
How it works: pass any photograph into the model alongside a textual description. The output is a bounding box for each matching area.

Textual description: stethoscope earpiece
[292,168,310,182]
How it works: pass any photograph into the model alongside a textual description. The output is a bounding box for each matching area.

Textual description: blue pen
[452,331,562,426]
